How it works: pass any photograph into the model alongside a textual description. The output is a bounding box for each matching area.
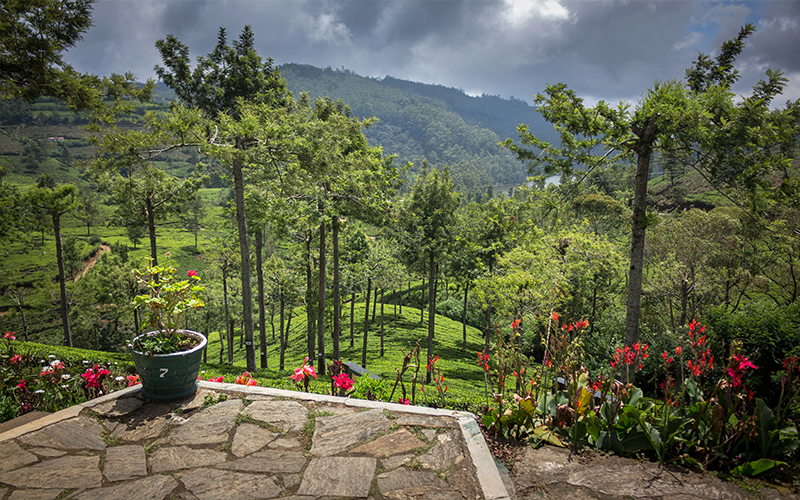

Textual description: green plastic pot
[131,330,207,401]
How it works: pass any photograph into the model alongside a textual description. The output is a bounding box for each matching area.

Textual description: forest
[1,5,800,476]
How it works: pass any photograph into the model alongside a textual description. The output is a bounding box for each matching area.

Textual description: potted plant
[130,261,207,400]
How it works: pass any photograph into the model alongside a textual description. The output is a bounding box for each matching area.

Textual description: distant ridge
[280,64,554,196]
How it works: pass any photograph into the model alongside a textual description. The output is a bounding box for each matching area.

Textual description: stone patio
[0,381,511,500]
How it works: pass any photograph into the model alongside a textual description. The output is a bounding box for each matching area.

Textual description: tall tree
[395,168,459,382]
[155,26,289,372]
[25,181,79,346]
[503,25,799,380]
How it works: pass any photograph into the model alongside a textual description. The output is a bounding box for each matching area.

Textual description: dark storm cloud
[63,0,800,106]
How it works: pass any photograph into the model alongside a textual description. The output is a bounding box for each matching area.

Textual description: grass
[199,299,487,407]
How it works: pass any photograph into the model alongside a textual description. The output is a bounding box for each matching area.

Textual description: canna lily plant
[131,261,205,355]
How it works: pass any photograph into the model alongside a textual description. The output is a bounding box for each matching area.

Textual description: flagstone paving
[0,382,510,500]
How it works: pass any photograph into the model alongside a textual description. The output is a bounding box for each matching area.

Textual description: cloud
[60,0,800,106]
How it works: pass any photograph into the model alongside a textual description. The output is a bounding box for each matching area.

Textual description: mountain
[279,64,555,197]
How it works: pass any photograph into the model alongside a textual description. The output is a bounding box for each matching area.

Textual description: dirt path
[76,244,111,281]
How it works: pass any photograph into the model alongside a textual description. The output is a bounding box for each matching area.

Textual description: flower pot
[131,330,207,401]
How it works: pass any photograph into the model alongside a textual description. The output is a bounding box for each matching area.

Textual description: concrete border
[0,381,511,500]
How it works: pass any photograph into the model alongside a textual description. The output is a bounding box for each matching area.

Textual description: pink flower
[127,374,141,386]
[290,357,318,383]
[16,379,27,392]
[332,373,354,392]
[9,354,21,365]
[398,398,410,405]
[4,331,15,340]
[187,270,198,278]
[208,376,224,383]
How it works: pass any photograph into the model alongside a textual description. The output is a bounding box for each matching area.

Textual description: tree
[73,187,101,236]
[394,167,459,382]
[25,181,79,346]
[155,26,289,372]
[503,25,799,380]
[1,0,152,110]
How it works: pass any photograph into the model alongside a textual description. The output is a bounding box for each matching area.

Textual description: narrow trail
[75,244,111,281]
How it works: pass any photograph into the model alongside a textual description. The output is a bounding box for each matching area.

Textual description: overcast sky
[64,0,800,107]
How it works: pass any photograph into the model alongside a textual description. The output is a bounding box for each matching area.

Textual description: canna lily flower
[187,270,198,278]
[126,374,141,386]
[235,372,258,386]
[208,376,224,383]
[511,318,521,331]
[332,373,354,392]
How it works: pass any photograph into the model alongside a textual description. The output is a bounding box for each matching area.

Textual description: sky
[64,0,800,107]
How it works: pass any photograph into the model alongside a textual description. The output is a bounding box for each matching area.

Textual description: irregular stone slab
[422,429,438,441]
[73,474,178,500]
[109,402,174,442]
[150,446,227,472]
[283,474,301,488]
[28,448,66,458]
[92,397,143,418]
[394,414,458,428]
[512,446,752,500]
[168,399,243,445]
[217,450,306,473]
[0,440,38,473]
[310,408,391,457]
[17,417,105,450]
[384,488,465,500]
[377,467,449,496]
[446,466,483,500]
[381,454,413,471]
[298,457,376,497]
[313,403,356,416]
[418,430,464,470]
[8,489,63,500]
[103,445,147,482]
[242,400,308,433]
[268,436,303,449]
[350,428,427,457]
[231,422,276,457]
[0,455,102,489]
[179,468,283,500]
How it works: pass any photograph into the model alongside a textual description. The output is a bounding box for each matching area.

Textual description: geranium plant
[131,261,205,355]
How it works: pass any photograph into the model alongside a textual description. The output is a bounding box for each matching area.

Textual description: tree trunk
[255,229,267,369]
[372,280,378,322]
[426,255,436,384]
[317,218,327,376]
[362,277,371,368]
[232,152,256,372]
[279,292,286,371]
[145,198,158,266]
[623,117,658,383]
[462,282,469,348]
[270,302,275,341]
[420,278,425,324]
[350,291,355,347]
[399,285,403,314]
[53,215,72,347]
[305,233,316,363]
[332,217,341,362]
[380,288,385,357]
[222,269,232,364]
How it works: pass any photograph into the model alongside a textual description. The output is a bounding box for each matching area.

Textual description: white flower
[48,354,56,358]
[50,359,61,366]
[98,391,103,395]
[82,360,89,364]
[39,360,45,364]
[35,389,45,394]
[115,376,125,382]
[61,385,69,389]
[61,374,71,380]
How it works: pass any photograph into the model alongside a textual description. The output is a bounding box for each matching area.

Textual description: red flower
[9,354,21,365]
[4,331,15,340]
[477,351,490,372]
[235,371,258,386]
[82,365,110,388]
[511,319,521,331]
[398,398,410,405]
[332,373,354,392]
[16,379,27,392]
[187,270,198,277]
[208,375,224,383]
[127,374,141,386]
